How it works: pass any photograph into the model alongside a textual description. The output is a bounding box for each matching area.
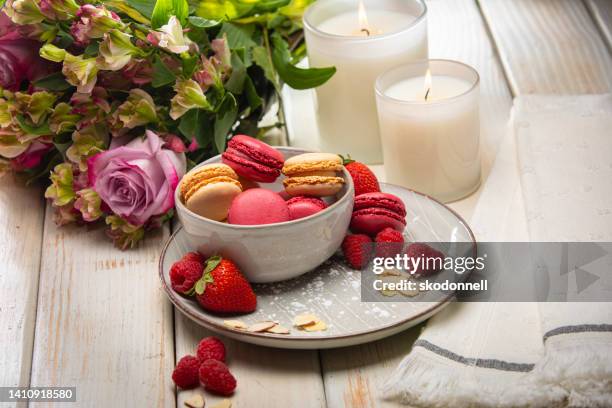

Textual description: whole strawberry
[199,359,237,396]
[172,355,201,389]
[170,260,204,295]
[342,234,373,269]
[194,256,257,314]
[197,337,226,362]
[375,227,405,258]
[406,243,444,277]
[342,155,380,197]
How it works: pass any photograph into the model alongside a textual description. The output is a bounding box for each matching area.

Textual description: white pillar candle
[375,60,481,203]
[303,0,427,164]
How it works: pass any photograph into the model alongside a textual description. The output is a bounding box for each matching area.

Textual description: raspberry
[199,359,236,396]
[170,260,203,295]
[172,355,201,389]
[406,243,444,277]
[342,234,373,269]
[196,337,226,363]
[182,252,205,264]
[375,227,405,258]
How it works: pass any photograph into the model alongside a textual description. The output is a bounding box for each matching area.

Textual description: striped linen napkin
[384,94,612,407]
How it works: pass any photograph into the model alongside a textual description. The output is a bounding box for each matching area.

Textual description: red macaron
[286,196,327,221]
[350,192,407,236]
[222,135,285,183]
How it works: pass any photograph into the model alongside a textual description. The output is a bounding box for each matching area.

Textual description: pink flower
[0,12,57,90]
[87,130,186,226]
[10,141,52,171]
[0,38,56,91]
[163,134,187,153]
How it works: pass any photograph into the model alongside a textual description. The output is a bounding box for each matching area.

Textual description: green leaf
[243,76,262,110]
[214,94,237,153]
[218,23,256,49]
[152,56,177,88]
[252,45,279,90]
[188,16,219,28]
[0,0,6,7]
[224,52,246,94]
[16,115,51,136]
[151,0,189,28]
[181,54,199,77]
[193,0,252,20]
[271,33,335,90]
[126,0,156,18]
[279,0,315,18]
[33,72,72,91]
[83,42,100,57]
[204,255,222,274]
[178,109,212,148]
[194,279,206,295]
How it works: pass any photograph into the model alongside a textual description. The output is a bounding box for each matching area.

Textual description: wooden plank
[319,1,515,406]
[479,0,612,95]
[29,207,175,408]
[174,313,326,408]
[0,176,45,396]
[586,0,612,50]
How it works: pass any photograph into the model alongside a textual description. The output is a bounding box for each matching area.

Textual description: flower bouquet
[0,0,334,248]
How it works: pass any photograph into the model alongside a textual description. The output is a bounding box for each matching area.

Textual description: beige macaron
[282,153,344,197]
[180,163,242,221]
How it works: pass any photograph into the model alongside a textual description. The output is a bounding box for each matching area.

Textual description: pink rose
[88,130,186,226]
[0,12,57,90]
[10,141,52,171]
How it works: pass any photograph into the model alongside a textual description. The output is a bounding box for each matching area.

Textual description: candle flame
[424,68,432,100]
[358,1,371,36]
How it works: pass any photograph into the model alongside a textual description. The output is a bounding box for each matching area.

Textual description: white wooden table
[1,1,611,407]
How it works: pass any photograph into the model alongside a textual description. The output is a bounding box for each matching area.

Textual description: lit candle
[375,60,481,203]
[303,0,428,164]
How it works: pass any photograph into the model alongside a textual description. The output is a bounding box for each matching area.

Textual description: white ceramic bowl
[175,147,355,283]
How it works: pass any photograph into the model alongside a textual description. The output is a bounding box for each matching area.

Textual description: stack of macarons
[349,192,407,236]
[178,135,343,226]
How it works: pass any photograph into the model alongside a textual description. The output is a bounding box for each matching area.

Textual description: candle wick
[360,28,370,36]
[425,88,430,101]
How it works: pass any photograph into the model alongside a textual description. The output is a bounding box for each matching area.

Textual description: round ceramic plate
[160,183,475,349]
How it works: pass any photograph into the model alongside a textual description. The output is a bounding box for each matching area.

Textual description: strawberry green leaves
[270,33,335,90]
[192,255,223,295]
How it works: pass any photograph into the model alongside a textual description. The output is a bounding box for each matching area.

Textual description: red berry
[195,257,257,314]
[405,243,445,277]
[342,234,373,269]
[199,359,237,396]
[170,260,204,295]
[343,158,380,197]
[375,227,405,258]
[196,337,226,363]
[182,252,205,263]
[172,355,201,389]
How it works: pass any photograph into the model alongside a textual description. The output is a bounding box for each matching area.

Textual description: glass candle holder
[303,0,427,164]
[375,59,481,203]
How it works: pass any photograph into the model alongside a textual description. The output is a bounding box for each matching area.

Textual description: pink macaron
[286,196,327,221]
[350,192,407,236]
[222,135,285,183]
[228,188,290,225]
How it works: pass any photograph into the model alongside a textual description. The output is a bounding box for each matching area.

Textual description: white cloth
[384,95,612,407]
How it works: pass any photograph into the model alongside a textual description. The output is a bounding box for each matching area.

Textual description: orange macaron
[282,153,345,197]
[179,163,242,221]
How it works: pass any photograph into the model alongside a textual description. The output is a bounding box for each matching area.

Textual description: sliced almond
[223,320,248,330]
[184,393,205,408]
[293,313,318,327]
[303,320,327,332]
[210,400,231,408]
[266,324,290,335]
[381,268,401,276]
[399,287,419,297]
[247,321,276,333]
[381,289,397,297]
